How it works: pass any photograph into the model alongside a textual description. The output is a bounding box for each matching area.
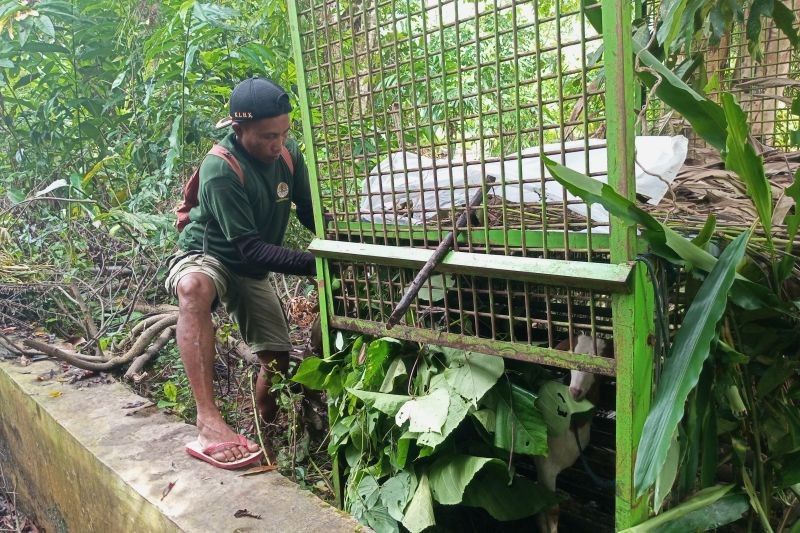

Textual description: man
[165,77,317,469]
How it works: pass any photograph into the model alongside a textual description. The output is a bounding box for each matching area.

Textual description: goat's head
[559,335,612,401]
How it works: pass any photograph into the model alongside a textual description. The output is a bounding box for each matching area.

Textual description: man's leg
[176,273,259,462]
[254,350,289,426]
[255,350,289,463]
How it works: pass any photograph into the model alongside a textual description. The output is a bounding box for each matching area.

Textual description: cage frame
[288,0,654,528]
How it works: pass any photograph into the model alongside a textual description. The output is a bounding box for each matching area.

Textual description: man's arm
[234,235,315,276]
[290,148,317,233]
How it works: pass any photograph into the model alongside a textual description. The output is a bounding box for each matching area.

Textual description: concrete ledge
[0,356,363,533]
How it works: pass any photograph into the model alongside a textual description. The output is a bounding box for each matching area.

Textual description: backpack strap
[208,144,245,184]
[280,145,294,176]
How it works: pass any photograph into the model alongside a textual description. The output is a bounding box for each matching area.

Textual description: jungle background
[1,0,800,532]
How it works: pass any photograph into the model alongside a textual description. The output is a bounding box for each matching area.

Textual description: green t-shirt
[178,133,313,277]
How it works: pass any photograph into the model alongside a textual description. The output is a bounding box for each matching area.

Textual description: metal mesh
[642,0,800,151]
[296,0,619,360]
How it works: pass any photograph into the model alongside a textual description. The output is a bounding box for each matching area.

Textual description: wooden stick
[386,178,494,329]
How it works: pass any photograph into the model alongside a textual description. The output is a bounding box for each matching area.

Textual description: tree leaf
[292,356,328,389]
[440,347,504,406]
[657,0,689,52]
[634,231,750,496]
[347,389,410,417]
[654,431,680,513]
[428,454,500,504]
[379,357,407,393]
[364,337,401,389]
[772,0,800,47]
[490,381,548,456]
[415,390,471,448]
[380,471,416,522]
[622,490,748,533]
[401,473,436,533]
[746,0,774,61]
[722,93,773,251]
[462,461,558,521]
[396,388,450,433]
[691,214,716,247]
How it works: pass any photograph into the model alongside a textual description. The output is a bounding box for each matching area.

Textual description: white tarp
[359,135,688,226]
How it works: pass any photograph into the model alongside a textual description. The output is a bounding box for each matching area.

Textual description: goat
[535,334,611,533]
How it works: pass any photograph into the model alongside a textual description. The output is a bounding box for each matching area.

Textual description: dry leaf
[160,480,176,500]
[48,391,62,398]
[234,509,262,519]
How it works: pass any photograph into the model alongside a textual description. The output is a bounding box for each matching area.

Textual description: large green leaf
[439,347,504,406]
[490,381,548,456]
[415,389,471,448]
[396,387,450,433]
[773,0,800,48]
[379,357,408,393]
[401,473,435,533]
[380,471,416,522]
[654,431,680,513]
[347,389,410,417]
[291,356,329,389]
[428,454,500,504]
[722,93,773,251]
[542,157,716,269]
[620,485,748,533]
[634,231,750,496]
[778,170,800,281]
[461,461,557,521]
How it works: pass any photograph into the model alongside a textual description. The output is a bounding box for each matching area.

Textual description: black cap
[215,77,292,128]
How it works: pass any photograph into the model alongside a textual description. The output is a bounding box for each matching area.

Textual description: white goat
[535,335,611,533]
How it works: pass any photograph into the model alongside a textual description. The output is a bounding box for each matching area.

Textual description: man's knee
[176,274,216,312]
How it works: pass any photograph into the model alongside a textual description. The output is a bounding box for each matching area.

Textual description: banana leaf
[619,485,748,533]
[542,158,776,310]
[722,93,773,252]
[634,231,750,496]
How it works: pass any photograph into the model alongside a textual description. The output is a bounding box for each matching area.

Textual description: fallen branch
[133,303,179,315]
[124,326,176,381]
[22,313,179,372]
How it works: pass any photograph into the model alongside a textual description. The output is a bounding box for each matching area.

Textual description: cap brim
[215,116,234,129]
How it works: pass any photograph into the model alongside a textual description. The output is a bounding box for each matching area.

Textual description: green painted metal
[331,316,616,375]
[287,0,332,358]
[331,221,615,251]
[602,0,654,529]
[309,239,633,292]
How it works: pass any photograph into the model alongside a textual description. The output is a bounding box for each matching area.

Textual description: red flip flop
[185,435,263,470]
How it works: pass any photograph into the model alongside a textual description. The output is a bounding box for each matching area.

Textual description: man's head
[219,77,292,164]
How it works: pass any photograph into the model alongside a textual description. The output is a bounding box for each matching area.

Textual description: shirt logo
[277,182,289,199]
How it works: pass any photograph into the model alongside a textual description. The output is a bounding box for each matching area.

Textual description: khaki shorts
[164,252,292,352]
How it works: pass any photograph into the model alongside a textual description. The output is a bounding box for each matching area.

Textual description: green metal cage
[283,0,797,528]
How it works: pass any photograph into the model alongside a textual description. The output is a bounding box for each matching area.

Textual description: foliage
[293,339,561,532]
[546,83,800,529]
